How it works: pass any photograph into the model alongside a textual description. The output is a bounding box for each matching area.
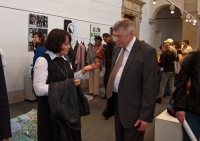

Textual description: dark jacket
[105,39,116,68]
[160,50,175,72]
[174,51,200,116]
[48,79,90,140]
[103,39,157,127]
[0,54,11,140]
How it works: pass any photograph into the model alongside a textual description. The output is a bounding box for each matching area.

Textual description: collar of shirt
[47,50,67,61]
[125,36,136,52]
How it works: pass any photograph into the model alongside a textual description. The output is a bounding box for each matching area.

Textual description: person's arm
[174,52,194,124]
[160,52,165,67]
[182,47,193,55]
[135,48,158,131]
[178,54,183,65]
[33,57,49,96]
[74,63,100,79]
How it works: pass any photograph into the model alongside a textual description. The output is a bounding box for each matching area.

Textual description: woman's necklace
[52,59,68,79]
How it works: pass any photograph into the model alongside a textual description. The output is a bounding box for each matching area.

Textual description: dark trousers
[182,112,200,141]
[114,93,145,141]
[104,66,111,91]
[70,129,82,141]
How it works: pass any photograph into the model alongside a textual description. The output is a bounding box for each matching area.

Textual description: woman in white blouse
[33,29,99,141]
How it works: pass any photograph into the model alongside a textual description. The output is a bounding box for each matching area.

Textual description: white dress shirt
[33,50,83,96]
[113,36,136,93]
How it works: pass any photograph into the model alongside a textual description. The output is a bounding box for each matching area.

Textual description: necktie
[106,48,126,99]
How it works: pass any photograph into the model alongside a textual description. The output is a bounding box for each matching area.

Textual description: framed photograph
[90,24,101,44]
[28,13,48,52]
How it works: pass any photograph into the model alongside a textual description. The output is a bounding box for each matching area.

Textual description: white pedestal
[155,110,182,141]
[24,76,36,101]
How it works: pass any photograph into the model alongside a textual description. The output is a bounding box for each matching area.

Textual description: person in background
[31,31,47,80]
[181,40,193,58]
[33,29,99,141]
[157,45,170,97]
[157,42,176,104]
[0,48,11,141]
[31,32,47,101]
[164,38,177,55]
[88,36,105,97]
[174,50,200,141]
[174,41,183,65]
[101,33,116,100]
[104,18,157,141]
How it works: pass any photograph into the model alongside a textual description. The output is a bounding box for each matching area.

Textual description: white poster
[64,20,78,48]
[90,24,101,44]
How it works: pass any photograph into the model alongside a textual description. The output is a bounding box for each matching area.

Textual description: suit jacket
[106,38,158,128]
[0,54,11,140]
[105,39,116,68]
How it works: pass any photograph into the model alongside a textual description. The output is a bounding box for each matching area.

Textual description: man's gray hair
[113,18,135,35]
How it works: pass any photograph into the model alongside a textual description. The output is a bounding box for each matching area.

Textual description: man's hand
[3,139,9,141]
[175,111,186,124]
[134,119,148,131]
[74,79,81,86]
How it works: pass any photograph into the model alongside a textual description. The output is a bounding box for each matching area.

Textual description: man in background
[181,40,193,58]
[101,33,116,100]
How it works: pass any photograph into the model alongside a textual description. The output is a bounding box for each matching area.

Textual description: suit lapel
[120,39,140,81]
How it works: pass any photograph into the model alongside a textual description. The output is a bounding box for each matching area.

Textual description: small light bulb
[193,22,196,25]
[186,19,189,22]
[194,19,197,23]
[171,10,174,14]
[153,1,156,4]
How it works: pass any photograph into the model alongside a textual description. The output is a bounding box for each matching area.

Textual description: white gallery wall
[0,0,121,102]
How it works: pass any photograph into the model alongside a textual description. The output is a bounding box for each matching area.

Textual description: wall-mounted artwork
[64,20,78,48]
[90,24,101,44]
[28,13,48,52]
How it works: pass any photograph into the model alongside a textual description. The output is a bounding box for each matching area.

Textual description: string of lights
[153,0,198,25]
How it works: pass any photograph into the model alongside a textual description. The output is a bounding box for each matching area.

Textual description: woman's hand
[81,63,101,74]
[81,65,94,74]
[3,139,9,141]
[74,79,81,86]
[93,63,100,69]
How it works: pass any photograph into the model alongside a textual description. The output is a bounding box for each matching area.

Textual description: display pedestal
[155,110,182,141]
[24,76,36,101]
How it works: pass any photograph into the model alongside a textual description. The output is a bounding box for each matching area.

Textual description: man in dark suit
[101,33,116,100]
[105,18,157,141]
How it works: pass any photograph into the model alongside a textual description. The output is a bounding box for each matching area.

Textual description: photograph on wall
[90,24,101,44]
[28,13,48,52]
[64,20,78,48]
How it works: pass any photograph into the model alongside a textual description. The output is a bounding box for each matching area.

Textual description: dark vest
[37,53,74,141]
